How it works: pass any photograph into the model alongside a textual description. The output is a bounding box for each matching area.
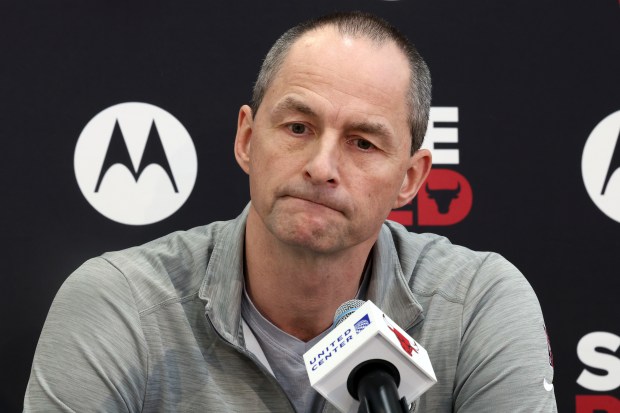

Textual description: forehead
[262,27,411,129]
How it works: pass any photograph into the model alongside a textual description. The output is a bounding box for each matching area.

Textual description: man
[25,12,557,412]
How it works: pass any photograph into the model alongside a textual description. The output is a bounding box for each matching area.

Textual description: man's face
[235,27,430,254]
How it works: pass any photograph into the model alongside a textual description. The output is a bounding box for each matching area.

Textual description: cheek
[249,140,277,179]
[354,170,406,217]
[248,146,297,198]
[357,167,404,200]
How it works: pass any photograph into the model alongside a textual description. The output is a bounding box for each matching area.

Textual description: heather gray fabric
[241,290,328,413]
[239,262,370,413]
[24,205,557,412]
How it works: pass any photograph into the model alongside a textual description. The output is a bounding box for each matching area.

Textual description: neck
[244,206,376,342]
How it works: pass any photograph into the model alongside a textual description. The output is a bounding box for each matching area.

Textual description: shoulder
[382,222,556,411]
[68,219,235,314]
[382,220,531,306]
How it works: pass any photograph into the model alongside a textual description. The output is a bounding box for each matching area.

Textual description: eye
[287,123,307,135]
[353,138,375,151]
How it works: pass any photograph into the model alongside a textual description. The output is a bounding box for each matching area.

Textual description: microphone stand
[348,360,409,413]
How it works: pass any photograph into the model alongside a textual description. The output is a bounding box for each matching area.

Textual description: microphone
[304,300,436,413]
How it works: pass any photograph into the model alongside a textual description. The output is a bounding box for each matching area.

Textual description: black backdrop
[2,1,619,411]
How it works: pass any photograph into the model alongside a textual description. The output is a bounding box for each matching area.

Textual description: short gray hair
[250,11,431,154]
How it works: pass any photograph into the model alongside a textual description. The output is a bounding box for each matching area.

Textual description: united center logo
[74,102,198,225]
[581,110,620,223]
[353,314,371,334]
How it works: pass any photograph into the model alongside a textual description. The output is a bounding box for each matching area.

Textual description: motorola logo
[582,110,620,223]
[74,102,198,225]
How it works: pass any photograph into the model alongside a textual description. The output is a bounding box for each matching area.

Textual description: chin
[272,220,346,254]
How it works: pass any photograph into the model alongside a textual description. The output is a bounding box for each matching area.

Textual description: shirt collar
[198,204,249,346]
[199,204,424,346]
[366,224,424,331]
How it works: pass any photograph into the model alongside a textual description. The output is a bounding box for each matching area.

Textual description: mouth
[283,194,345,215]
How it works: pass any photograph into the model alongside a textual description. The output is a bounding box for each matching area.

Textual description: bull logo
[387,168,473,226]
[383,315,419,356]
[425,182,460,214]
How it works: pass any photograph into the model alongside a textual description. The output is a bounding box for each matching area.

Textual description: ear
[234,105,254,175]
[393,149,432,209]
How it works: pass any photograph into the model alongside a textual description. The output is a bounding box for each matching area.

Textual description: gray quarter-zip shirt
[25,205,557,412]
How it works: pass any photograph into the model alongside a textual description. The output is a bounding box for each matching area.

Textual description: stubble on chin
[264,204,349,254]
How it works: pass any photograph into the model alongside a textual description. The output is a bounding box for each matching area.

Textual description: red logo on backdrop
[389,168,473,226]
[576,395,620,412]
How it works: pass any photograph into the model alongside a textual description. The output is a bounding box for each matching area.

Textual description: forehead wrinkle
[271,50,409,142]
[272,77,401,143]
[283,69,403,131]
[290,62,403,110]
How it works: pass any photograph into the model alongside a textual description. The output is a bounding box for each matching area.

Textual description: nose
[304,135,340,186]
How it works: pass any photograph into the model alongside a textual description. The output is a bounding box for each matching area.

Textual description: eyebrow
[271,96,394,142]
[348,121,392,141]
[271,96,318,119]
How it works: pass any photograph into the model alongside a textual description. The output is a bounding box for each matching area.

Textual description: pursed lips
[282,194,346,215]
